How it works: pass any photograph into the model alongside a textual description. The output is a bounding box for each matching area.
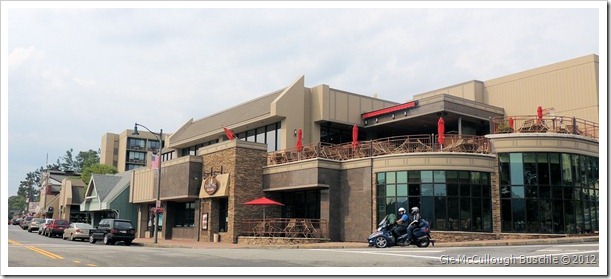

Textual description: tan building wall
[101,129,169,172]
[413,54,599,124]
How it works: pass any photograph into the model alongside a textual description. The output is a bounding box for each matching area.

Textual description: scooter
[368,214,434,248]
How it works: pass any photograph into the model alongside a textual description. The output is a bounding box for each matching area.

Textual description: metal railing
[240,218,328,238]
[267,134,491,165]
[490,115,598,140]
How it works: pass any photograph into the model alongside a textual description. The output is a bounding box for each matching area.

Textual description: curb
[133,236,598,249]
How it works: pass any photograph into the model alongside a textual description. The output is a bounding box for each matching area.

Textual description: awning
[199,173,230,198]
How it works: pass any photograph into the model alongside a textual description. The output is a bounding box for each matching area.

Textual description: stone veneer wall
[491,162,501,236]
[200,142,268,243]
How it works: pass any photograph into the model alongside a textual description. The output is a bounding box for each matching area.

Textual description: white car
[63,223,94,241]
[38,219,53,235]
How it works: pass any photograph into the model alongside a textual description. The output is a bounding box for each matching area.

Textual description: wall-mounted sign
[202,213,208,230]
[203,176,219,195]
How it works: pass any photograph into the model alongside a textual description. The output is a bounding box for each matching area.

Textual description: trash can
[213,233,220,242]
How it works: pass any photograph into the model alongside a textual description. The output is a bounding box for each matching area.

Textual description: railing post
[572,116,577,134]
[489,117,493,134]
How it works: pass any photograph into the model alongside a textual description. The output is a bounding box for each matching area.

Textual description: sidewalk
[133,235,599,249]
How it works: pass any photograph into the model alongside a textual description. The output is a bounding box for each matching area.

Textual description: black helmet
[411,207,419,214]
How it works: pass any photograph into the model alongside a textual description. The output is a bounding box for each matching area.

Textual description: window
[174,202,195,227]
[499,152,598,234]
[376,170,491,232]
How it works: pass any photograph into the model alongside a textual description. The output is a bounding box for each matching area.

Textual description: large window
[376,170,492,232]
[498,152,598,234]
[237,122,281,152]
[174,202,195,227]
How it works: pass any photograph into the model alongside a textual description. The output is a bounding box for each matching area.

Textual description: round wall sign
[204,176,219,195]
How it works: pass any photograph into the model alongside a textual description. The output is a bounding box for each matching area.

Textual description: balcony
[490,115,598,140]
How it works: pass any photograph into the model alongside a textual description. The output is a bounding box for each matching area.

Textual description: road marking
[86,264,97,267]
[8,239,22,245]
[27,246,64,259]
[73,261,81,264]
[313,249,441,260]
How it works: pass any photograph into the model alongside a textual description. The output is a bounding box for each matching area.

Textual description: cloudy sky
[3,2,603,197]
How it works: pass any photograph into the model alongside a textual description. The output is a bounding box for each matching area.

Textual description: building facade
[100,129,169,172]
[128,54,599,243]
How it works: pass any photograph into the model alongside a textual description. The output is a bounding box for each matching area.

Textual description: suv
[89,219,136,246]
[44,219,70,237]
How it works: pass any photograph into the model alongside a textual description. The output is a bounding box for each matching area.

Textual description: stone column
[491,166,501,238]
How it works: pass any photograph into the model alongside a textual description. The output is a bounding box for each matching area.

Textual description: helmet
[411,207,419,214]
[398,207,406,213]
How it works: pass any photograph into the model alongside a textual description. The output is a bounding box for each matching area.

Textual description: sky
[2,1,604,198]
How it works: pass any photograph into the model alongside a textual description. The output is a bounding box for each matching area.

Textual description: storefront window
[499,152,598,234]
[376,170,492,232]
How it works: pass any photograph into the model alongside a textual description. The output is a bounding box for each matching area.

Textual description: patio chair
[283,219,298,237]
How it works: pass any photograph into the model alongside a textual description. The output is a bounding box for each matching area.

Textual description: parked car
[89,219,136,246]
[63,223,94,241]
[20,216,34,230]
[27,218,44,232]
[38,219,53,235]
[44,219,70,238]
[12,218,22,226]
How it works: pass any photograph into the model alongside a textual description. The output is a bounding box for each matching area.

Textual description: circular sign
[204,176,219,195]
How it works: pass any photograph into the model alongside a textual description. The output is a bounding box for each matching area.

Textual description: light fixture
[294,129,297,136]
[392,114,395,119]
[404,111,407,116]
[375,118,378,123]
[364,120,368,125]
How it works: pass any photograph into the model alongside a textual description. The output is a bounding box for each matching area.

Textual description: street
[4,224,602,276]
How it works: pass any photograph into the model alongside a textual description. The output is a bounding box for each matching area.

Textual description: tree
[75,149,100,172]
[60,148,76,171]
[8,196,26,218]
[80,163,118,185]
[18,171,40,203]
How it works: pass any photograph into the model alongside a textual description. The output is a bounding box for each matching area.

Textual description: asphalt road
[5,224,602,276]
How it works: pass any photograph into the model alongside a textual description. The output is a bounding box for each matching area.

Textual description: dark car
[44,219,70,237]
[89,219,136,246]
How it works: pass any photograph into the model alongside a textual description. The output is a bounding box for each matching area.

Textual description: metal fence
[240,218,328,239]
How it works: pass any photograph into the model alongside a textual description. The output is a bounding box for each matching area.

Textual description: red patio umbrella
[508,117,514,130]
[537,106,543,124]
[296,128,303,152]
[352,124,359,150]
[437,117,445,146]
[223,127,235,140]
[244,197,284,221]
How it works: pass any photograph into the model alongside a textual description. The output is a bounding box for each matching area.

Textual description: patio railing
[268,134,491,165]
[490,115,599,140]
[240,218,328,239]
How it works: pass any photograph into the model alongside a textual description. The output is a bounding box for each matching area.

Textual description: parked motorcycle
[368,214,434,248]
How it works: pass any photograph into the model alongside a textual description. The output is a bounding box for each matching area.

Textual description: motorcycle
[368,214,434,248]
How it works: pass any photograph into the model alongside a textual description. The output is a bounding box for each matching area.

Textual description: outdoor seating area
[241,218,327,239]
[491,114,598,141]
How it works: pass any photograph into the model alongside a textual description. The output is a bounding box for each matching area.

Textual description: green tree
[18,171,40,203]
[80,163,118,185]
[75,149,100,172]
[8,196,26,217]
[60,148,76,171]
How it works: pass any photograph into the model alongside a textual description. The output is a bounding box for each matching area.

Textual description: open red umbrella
[537,106,543,124]
[296,128,303,152]
[223,127,235,140]
[437,117,445,146]
[244,197,284,220]
[352,124,359,150]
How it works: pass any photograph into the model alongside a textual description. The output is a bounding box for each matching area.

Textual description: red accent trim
[361,101,417,119]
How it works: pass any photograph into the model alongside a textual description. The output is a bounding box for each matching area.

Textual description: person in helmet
[406,207,422,243]
[392,207,409,240]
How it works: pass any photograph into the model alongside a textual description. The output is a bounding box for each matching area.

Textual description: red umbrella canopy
[352,124,359,150]
[537,106,543,123]
[437,117,445,145]
[244,197,284,206]
[296,128,303,152]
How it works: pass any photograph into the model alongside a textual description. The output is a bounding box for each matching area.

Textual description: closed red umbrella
[223,127,235,140]
[437,117,445,146]
[508,117,514,129]
[537,106,543,124]
[296,129,303,152]
[244,197,284,221]
[352,124,359,150]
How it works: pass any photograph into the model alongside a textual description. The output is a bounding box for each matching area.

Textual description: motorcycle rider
[406,207,422,243]
[392,207,409,241]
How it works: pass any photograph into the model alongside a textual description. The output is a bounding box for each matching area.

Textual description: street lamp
[133,123,163,244]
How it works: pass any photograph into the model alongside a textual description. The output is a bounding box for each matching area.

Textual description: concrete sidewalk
[132,235,599,249]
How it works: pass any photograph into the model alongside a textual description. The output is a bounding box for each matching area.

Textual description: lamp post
[132,123,163,244]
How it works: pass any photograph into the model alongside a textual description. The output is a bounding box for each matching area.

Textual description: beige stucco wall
[487,133,599,157]
[485,54,598,123]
